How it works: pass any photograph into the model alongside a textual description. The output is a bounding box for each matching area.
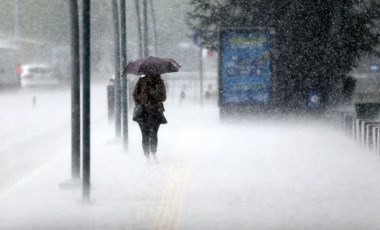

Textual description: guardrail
[326,108,380,155]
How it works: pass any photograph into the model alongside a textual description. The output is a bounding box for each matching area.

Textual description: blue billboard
[219,28,273,105]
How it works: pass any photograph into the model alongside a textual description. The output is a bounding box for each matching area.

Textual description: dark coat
[133,74,167,124]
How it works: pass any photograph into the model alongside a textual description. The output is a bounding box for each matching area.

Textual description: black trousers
[138,123,160,154]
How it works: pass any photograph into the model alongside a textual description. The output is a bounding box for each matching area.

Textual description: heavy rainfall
[0,0,380,229]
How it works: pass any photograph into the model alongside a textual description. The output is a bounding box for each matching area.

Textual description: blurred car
[0,46,21,89]
[20,64,61,88]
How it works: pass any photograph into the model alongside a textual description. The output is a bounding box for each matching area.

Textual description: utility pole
[112,0,122,138]
[142,0,149,57]
[82,0,91,202]
[69,0,81,180]
[134,0,143,58]
[14,0,20,39]
[149,0,157,55]
[120,0,128,150]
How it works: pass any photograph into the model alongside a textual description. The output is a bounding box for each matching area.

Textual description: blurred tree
[0,0,113,45]
[187,0,380,110]
[0,0,115,76]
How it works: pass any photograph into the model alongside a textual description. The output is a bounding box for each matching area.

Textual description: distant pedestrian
[205,84,214,99]
[179,84,186,105]
[133,74,167,161]
[180,90,186,100]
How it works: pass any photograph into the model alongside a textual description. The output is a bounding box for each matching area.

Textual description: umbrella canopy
[124,56,181,75]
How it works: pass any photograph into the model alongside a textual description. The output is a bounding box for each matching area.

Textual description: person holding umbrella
[133,73,167,161]
[125,56,180,161]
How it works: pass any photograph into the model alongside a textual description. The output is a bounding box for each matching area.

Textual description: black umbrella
[124,56,181,75]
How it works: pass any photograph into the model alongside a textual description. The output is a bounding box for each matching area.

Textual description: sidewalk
[2,103,380,230]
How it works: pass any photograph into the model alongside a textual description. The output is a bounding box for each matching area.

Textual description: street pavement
[1,85,380,229]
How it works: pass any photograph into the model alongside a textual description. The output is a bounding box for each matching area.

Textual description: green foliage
[187,0,380,109]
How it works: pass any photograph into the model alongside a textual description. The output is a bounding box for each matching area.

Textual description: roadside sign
[370,64,379,73]
[192,33,201,47]
[218,28,273,105]
[307,91,321,109]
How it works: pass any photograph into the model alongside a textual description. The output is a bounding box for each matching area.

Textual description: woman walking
[133,73,167,161]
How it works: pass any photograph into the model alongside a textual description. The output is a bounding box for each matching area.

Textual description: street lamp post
[68,0,81,180]
[112,0,122,138]
[120,0,128,150]
[82,0,91,202]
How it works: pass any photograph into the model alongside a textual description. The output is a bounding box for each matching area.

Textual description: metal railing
[326,108,380,155]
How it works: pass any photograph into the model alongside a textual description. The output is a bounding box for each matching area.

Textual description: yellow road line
[150,133,191,230]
